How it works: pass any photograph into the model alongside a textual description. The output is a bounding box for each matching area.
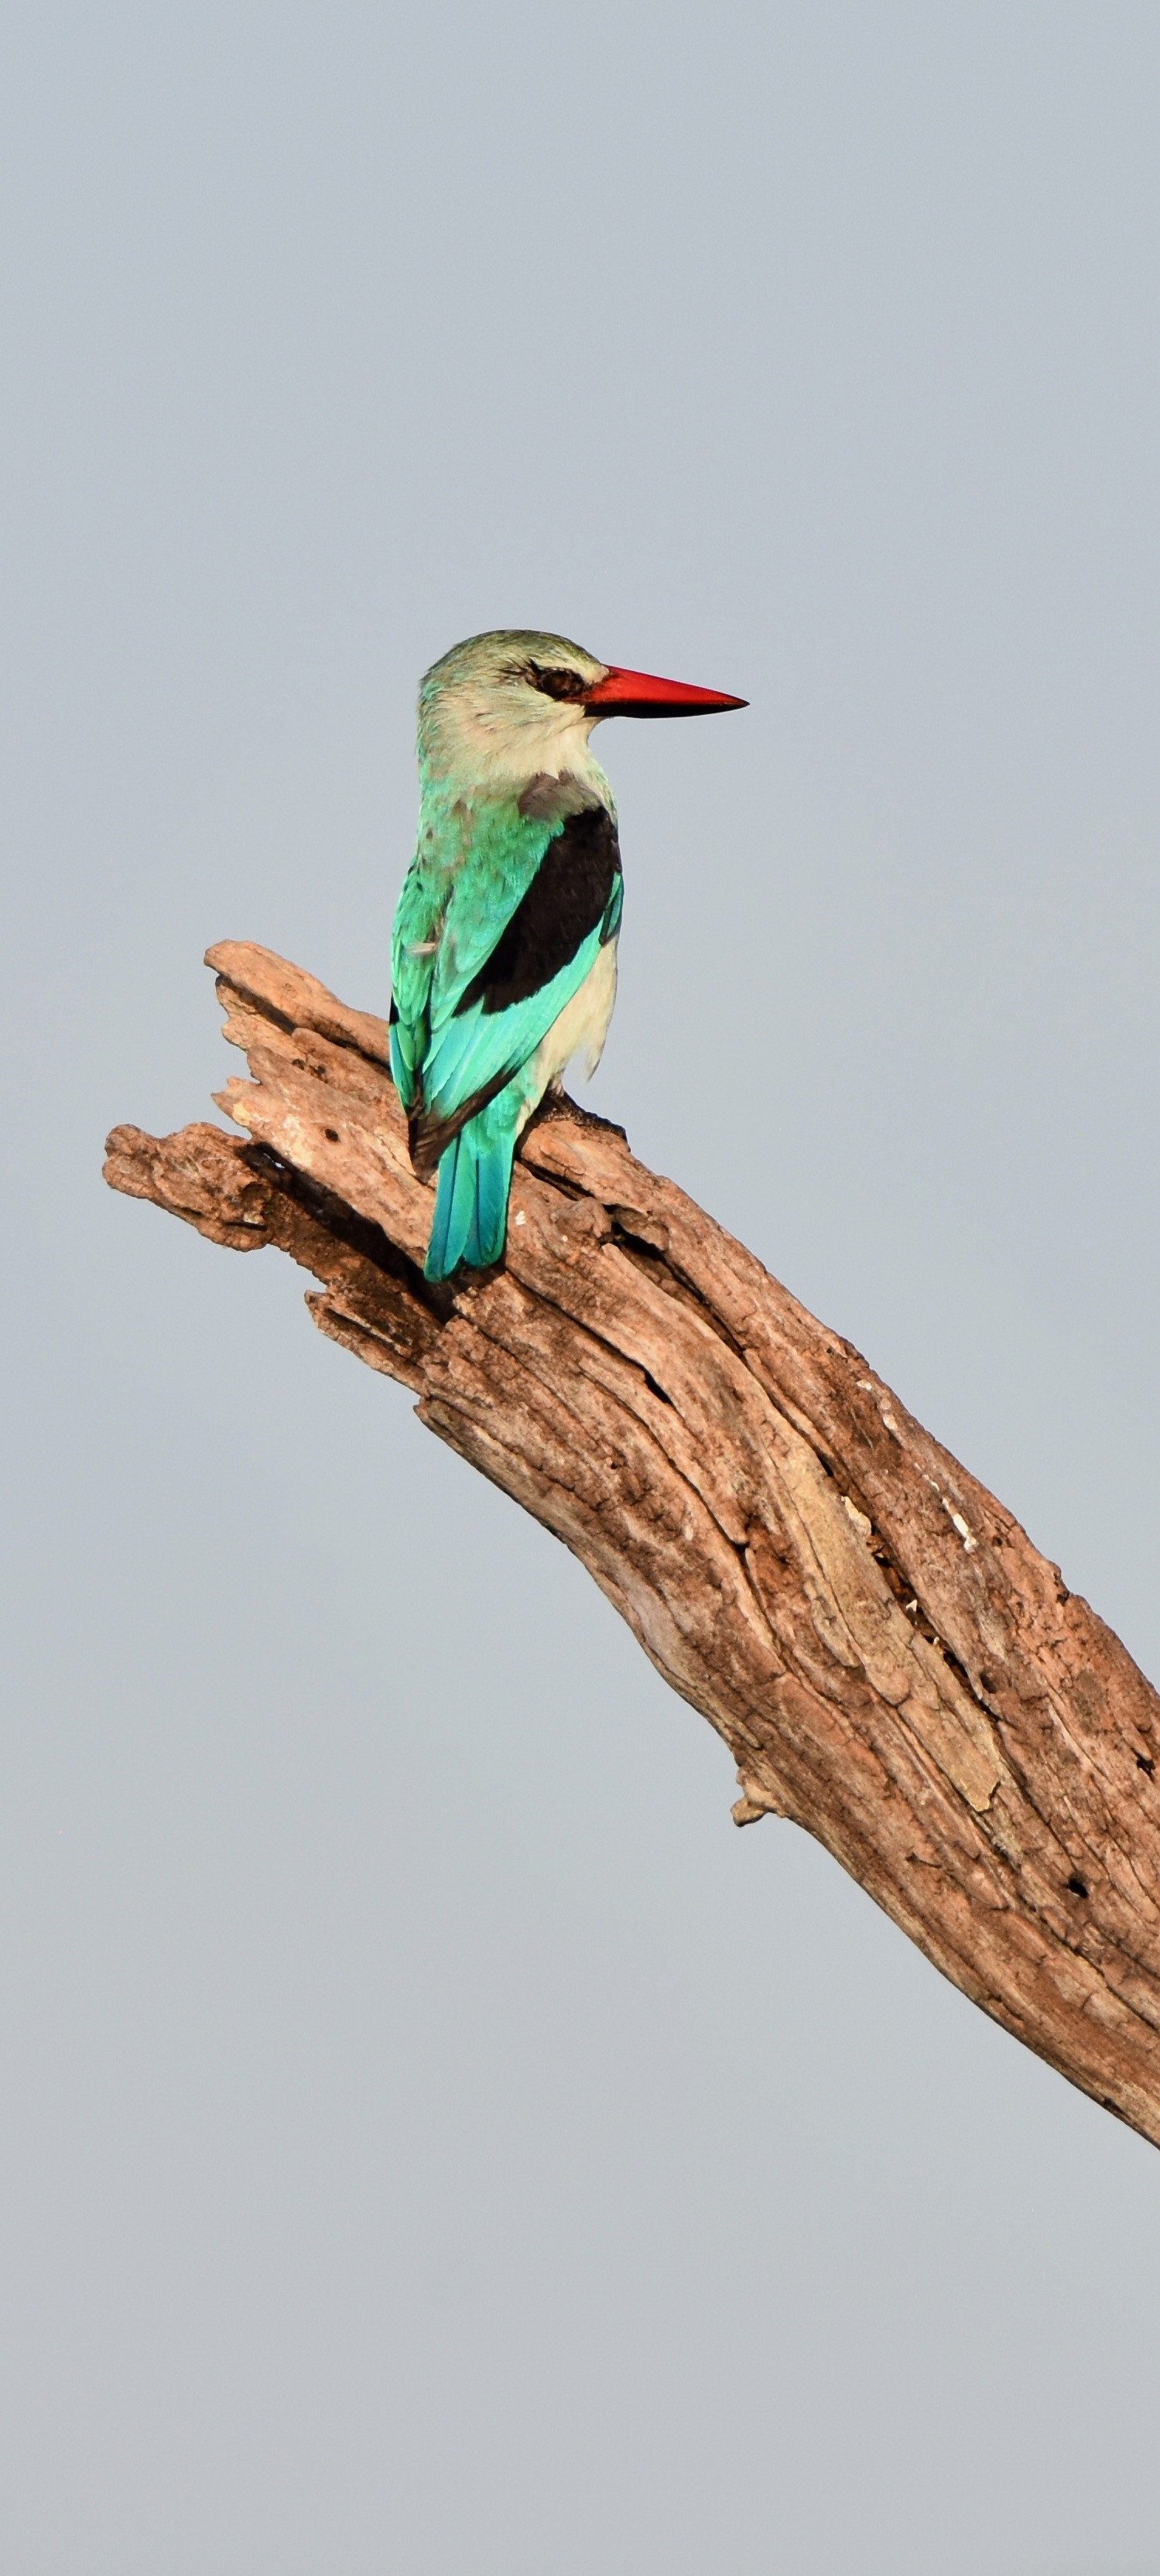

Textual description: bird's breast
[522,939,619,1128]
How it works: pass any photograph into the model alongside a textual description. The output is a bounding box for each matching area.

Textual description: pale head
[417,628,747,799]
[418,631,610,799]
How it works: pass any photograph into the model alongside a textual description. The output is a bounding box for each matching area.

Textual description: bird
[389,629,747,1281]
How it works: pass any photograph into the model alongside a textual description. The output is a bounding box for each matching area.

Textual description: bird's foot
[525,1089,628,1144]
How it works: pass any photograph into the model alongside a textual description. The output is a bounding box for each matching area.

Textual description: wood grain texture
[104,942,1160,2147]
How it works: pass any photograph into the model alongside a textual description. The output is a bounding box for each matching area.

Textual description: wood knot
[731,1770,788,1828]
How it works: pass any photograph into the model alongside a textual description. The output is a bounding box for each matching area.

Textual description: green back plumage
[391,788,559,1110]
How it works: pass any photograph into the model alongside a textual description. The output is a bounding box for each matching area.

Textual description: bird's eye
[523,662,590,703]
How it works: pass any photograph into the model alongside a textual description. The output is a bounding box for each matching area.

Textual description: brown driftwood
[104,942,1160,2147]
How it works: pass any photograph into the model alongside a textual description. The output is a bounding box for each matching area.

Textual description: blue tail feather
[425,1099,520,1281]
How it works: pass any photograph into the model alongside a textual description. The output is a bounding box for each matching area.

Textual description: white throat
[424,690,613,806]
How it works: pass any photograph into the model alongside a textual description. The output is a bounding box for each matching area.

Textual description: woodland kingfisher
[389,631,747,1280]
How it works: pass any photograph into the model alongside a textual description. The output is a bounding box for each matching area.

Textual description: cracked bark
[104,942,1160,2148]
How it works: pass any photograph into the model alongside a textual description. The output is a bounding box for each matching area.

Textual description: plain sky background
[4,4,1160,2571]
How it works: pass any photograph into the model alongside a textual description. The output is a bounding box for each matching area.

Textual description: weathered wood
[104,942,1160,2147]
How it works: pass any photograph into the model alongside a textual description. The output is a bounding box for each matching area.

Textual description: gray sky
[4,4,1160,2569]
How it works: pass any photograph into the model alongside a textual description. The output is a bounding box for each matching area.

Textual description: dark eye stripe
[524,661,590,702]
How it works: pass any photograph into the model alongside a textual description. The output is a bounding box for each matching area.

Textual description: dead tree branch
[104,942,1160,2147]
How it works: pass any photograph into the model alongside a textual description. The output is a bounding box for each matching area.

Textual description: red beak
[585,663,748,720]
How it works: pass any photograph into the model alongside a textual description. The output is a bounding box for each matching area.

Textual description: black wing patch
[455,806,621,1018]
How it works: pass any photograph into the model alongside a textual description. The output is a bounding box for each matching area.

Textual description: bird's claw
[526,1090,628,1144]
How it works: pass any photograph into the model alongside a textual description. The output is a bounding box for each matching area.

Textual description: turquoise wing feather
[390,792,621,1278]
[389,798,555,1110]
